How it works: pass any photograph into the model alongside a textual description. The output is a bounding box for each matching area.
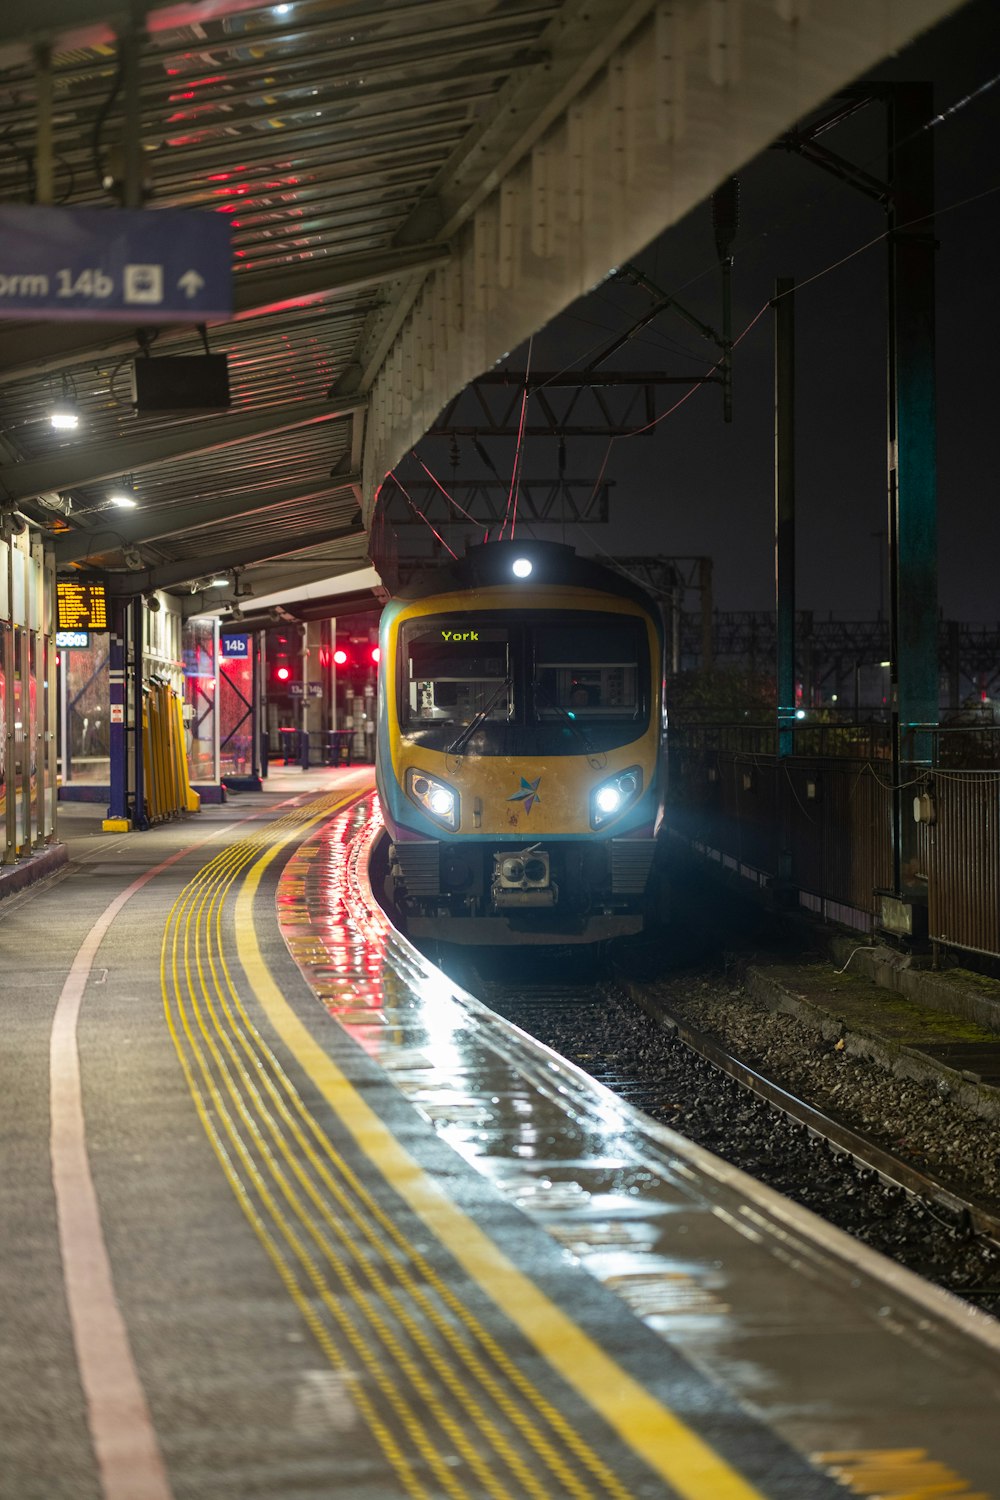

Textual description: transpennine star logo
[508,776,542,815]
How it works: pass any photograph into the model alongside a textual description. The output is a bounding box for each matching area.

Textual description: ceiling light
[108,490,137,507]
[49,400,79,431]
[208,576,229,588]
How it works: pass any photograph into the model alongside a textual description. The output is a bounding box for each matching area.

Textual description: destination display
[57,580,108,631]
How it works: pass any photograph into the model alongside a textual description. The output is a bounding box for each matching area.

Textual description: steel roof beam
[227,558,376,600]
[424,0,658,243]
[1,400,365,503]
[0,0,291,66]
[105,523,365,597]
[356,0,654,391]
[53,475,361,564]
[0,246,450,385]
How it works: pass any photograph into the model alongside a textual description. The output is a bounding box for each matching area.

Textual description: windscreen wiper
[446,677,511,756]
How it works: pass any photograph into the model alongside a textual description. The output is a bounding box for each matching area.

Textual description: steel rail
[639,997,1000,1247]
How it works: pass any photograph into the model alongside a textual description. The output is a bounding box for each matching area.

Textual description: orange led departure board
[57,580,108,631]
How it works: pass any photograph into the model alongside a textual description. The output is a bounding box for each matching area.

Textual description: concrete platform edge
[745,965,1000,1121]
[825,934,1000,1031]
[0,842,68,899]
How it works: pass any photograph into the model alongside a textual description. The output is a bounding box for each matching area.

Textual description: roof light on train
[512,557,532,578]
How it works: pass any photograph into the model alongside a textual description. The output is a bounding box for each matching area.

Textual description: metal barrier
[272,729,361,768]
[668,725,1000,962]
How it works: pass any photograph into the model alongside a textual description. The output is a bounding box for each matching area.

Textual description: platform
[2,766,999,1500]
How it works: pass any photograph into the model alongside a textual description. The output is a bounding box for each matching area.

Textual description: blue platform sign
[220,633,250,660]
[0,205,231,321]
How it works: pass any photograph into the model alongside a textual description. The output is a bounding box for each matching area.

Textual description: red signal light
[370,646,381,665]
[276,664,291,682]
[333,647,349,667]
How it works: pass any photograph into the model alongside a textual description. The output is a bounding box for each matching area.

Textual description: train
[374,540,666,944]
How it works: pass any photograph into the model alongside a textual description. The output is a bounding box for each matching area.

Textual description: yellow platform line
[234,799,773,1500]
[177,858,526,1500]
[200,886,571,1499]
[160,822,464,1500]
[161,799,610,1499]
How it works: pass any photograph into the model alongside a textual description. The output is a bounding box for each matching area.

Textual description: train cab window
[532,617,644,720]
[401,622,511,727]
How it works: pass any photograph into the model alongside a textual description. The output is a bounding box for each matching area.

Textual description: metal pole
[699,557,713,670]
[250,634,261,780]
[46,548,58,841]
[887,82,938,904]
[774,276,796,757]
[32,541,47,846]
[19,622,31,851]
[132,596,147,827]
[33,43,54,204]
[3,534,14,862]
[104,600,130,829]
[122,30,144,209]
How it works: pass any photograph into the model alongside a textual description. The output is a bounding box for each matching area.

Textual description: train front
[376,543,665,944]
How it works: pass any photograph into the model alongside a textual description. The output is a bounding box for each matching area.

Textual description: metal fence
[667,724,1000,961]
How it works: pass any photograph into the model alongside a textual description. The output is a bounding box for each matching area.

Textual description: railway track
[460,954,1000,1316]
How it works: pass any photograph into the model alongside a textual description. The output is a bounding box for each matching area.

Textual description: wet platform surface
[2,767,999,1499]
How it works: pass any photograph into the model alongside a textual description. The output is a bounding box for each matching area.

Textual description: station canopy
[0,0,964,622]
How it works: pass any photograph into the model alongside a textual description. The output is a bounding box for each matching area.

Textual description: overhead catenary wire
[386,471,458,559]
[409,452,483,533]
[500,334,532,543]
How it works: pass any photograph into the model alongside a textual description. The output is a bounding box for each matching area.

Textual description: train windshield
[402,623,511,727]
[532,618,642,720]
[398,610,650,754]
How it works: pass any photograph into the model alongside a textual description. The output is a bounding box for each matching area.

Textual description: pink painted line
[48,796,305,1500]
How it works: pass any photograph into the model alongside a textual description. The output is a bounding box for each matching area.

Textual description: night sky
[408,0,999,625]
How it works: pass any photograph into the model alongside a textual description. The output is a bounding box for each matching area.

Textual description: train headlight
[406,768,459,829]
[590,766,642,829]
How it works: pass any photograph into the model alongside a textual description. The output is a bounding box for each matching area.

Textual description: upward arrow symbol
[178,270,205,298]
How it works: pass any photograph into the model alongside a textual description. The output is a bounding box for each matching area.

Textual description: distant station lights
[330,642,379,669]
